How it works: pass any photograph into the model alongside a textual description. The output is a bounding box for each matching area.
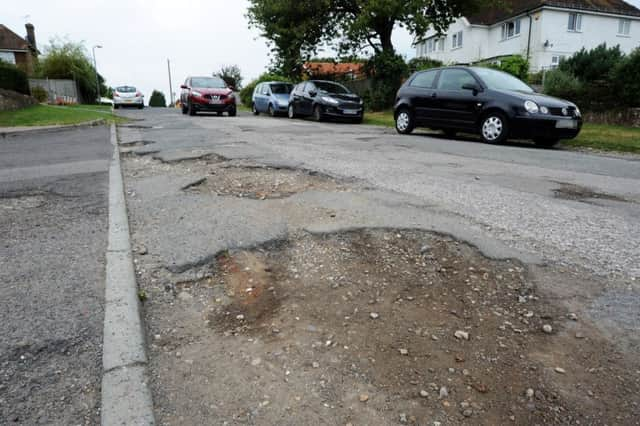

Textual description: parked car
[393,66,582,147]
[252,81,294,116]
[288,80,363,123]
[113,86,144,109]
[180,76,236,116]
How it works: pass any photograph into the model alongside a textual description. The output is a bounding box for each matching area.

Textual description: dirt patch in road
[141,229,639,425]
[184,166,352,199]
[0,193,46,210]
[552,183,629,203]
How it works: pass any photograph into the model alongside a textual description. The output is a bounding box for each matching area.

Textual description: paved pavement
[0,126,111,424]
[115,108,639,424]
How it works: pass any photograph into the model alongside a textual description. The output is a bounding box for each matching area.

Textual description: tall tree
[215,65,243,89]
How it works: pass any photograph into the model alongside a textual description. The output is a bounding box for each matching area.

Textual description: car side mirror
[229,85,236,91]
[462,83,482,94]
[180,84,188,89]
[309,90,317,97]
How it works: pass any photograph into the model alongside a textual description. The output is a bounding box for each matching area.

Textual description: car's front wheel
[534,138,559,148]
[288,104,297,119]
[252,103,259,115]
[268,104,276,117]
[480,112,508,144]
[188,101,196,116]
[395,108,414,134]
[313,105,324,122]
[228,107,237,117]
[181,104,187,114]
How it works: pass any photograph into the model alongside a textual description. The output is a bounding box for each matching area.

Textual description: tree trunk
[378,19,395,54]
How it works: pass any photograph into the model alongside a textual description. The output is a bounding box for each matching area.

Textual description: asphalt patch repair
[552,183,629,203]
[139,229,639,425]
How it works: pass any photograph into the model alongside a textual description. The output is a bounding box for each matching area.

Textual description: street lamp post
[92,45,102,103]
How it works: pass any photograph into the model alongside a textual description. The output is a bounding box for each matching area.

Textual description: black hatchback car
[394,66,581,147]
[288,80,363,123]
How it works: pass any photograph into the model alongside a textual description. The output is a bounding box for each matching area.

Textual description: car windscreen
[191,77,227,88]
[472,68,533,92]
[116,86,136,93]
[270,83,293,94]
[314,82,350,94]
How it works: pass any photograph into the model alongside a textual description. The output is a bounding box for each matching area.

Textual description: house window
[568,13,582,31]
[452,31,463,49]
[501,19,521,40]
[438,38,445,51]
[0,51,16,64]
[618,19,631,35]
[551,55,566,67]
[427,38,435,53]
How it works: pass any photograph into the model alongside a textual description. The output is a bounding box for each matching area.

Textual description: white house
[414,0,640,71]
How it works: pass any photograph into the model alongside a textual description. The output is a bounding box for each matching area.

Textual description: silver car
[113,85,144,109]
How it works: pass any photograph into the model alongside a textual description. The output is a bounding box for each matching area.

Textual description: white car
[113,86,144,109]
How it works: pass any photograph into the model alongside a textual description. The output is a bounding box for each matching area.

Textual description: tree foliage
[407,57,442,74]
[247,0,481,77]
[613,48,640,107]
[364,51,408,110]
[0,61,29,94]
[149,90,167,107]
[36,38,109,103]
[559,43,622,83]
[215,65,243,89]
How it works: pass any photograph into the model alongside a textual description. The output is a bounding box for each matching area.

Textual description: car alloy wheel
[252,103,259,115]
[395,109,414,134]
[481,115,504,142]
[313,105,323,122]
[268,104,275,117]
[288,104,296,119]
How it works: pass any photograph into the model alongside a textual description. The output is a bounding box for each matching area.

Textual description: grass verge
[0,104,127,127]
[362,110,640,154]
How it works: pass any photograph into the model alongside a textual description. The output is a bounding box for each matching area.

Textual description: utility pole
[167,59,174,106]
[92,45,102,103]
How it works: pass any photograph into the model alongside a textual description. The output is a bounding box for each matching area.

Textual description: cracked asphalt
[118,108,639,424]
[0,126,111,425]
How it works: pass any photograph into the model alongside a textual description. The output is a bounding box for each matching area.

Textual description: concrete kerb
[101,123,155,425]
[0,118,108,138]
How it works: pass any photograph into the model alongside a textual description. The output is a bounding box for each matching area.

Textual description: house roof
[467,0,640,25]
[0,24,32,51]
[303,62,365,76]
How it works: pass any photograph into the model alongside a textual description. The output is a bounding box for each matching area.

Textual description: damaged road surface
[0,126,111,424]
[118,108,640,425]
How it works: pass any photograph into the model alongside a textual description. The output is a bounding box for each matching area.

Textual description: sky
[3,0,415,104]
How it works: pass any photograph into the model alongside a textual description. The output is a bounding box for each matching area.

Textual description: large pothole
[183,165,352,199]
[142,229,640,425]
[552,183,628,203]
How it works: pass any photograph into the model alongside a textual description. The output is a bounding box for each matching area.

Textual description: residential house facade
[0,23,38,75]
[414,0,640,71]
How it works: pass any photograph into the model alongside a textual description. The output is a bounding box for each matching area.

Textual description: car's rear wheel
[188,101,196,116]
[480,112,508,144]
[288,104,297,119]
[228,107,237,117]
[313,105,324,122]
[395,108,415,135]
[534,138,559,148]
[252,103,259,115]
[268,104,275,117]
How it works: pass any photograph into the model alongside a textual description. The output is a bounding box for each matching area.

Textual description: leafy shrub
[364,51,409,111]
[240,73,292,106]
[497,55,529,80]
[149,90,167,107]
[559,44,622,83]
[30,85,48,102]
[407,57,442,74]
[0,61,29,94]
[613,48,640,107]
[543,69,582,101]
[527,71,544,85]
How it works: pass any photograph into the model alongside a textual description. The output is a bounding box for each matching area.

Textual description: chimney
[25,23,36,51]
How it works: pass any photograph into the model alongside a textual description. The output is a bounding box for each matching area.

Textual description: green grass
[362,110,640,154]
[0,104,126,127]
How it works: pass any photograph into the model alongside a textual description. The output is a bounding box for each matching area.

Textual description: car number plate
[125,99,133,103]
[555,119,577,129]
[210,97,222,104]
[343,109,358,115]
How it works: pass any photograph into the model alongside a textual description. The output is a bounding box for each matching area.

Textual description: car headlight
[574,107,581,117]
[524,100,539,114]
[321,96,339,105]
[191,91,202,97]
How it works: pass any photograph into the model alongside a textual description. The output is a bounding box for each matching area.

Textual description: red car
[180,76,237,116]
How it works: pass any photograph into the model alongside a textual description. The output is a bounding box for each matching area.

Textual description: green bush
[30,86,48,102]
[240,73,292,106]
[149,90,167,107]
[559,43,622,83]
[543,69,583,100]
[0,61,30,94]
[497,55,529,80]
[613,48,640,107]
[364,51,409,111]
[407,57,442,74]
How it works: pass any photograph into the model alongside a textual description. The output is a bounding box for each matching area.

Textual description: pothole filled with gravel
[140,229,640,425]
[0,194,47,210]
[183,165,352,199]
